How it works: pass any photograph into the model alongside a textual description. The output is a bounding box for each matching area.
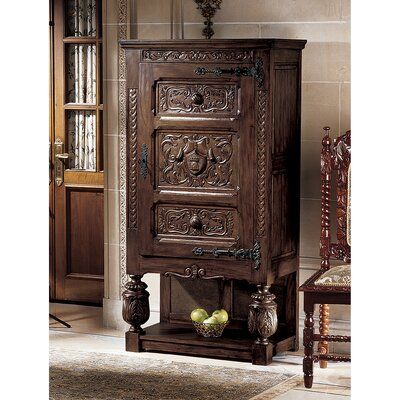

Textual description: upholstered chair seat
[314,265,351,287]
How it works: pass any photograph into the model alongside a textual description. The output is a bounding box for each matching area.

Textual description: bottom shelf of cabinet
[126,322,296,365]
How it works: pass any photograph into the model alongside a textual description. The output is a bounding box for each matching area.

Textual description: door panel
[137,63,255,264]
[156,81,239,118]
[51,0,103,304]
[156,129,239,190]
[67,188,104,276]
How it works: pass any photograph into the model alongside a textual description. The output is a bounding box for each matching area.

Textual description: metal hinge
[192,240,261,270]
[195,58,264,87]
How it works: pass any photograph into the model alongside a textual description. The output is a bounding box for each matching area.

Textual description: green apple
[203,316,219,325]
[190,308,208,323]
[212,309,229,323]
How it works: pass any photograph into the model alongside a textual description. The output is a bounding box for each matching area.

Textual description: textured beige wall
[103,0,350,352]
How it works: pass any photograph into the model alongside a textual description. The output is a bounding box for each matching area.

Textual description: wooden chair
[299,127,351,388]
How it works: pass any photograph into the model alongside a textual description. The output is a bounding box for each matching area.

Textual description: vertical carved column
[248,285,278,365]
[122,275,150,351]
[320,126,332,270]
[318,304,329,368]
[303,306,315,388]
[318,126,333,369]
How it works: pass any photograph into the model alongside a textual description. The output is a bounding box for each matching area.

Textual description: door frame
[50,0,104,304]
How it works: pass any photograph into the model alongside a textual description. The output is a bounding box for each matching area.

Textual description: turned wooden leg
[303,299,315,388]
[248,285,278,365]
[318,304,329,368]
[122,275,150,352]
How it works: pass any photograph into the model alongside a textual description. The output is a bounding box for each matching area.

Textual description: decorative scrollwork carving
[332,130,351,262]
[164,265,225,280]
[141,49,253,63]
[157,206,234,238]
[158,83,237,115]
[159,132,234,188]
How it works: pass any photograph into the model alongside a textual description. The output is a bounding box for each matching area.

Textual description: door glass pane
[66,44,97,104]
[65,0,97,37]
[67,111,96,171]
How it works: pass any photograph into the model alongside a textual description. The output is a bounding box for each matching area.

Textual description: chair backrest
[320,127,351,270]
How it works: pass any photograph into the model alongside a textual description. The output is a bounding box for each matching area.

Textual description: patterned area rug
[50,348,301,400]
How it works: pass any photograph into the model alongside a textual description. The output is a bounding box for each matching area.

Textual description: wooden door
[137,62,256,265]
[50,0,104,304]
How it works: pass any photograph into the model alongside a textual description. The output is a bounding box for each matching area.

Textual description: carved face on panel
[185,150,207,175]
[183,138,209,176]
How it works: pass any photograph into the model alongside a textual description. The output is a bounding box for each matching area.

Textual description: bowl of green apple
[190,308,229,338]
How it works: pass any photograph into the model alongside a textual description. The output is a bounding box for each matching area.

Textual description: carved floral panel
[157,131,237,189]
[142,49,253,63]
[156,206,237,239]
[157,82,238,116]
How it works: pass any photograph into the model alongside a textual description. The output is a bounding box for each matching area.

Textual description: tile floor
[49,303,350,399]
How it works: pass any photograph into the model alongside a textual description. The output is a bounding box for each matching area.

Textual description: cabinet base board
[126,322,296,365]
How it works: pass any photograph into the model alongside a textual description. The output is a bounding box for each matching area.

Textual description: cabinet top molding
[120,39,307,50]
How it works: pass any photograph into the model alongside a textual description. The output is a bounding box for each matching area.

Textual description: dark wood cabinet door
[136,63,256,262]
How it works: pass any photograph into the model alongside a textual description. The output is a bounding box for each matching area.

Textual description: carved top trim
[121,39,307,51]
[141,49,254,63]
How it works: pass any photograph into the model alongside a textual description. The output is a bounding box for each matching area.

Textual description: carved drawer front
[156,81,239,117]
[156,130,238,190]
[156,205,238,241]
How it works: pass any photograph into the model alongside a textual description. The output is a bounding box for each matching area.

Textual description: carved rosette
[248,285,278,345]
[159,133,234,188]
[122,275,150,333]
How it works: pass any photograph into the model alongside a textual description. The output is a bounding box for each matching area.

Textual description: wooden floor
[49,303,351,399]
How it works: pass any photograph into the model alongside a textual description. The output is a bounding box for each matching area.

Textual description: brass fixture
[194,0,222,39]
[54,138,69,186]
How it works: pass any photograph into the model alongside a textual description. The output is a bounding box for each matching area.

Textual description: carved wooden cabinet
[121,39,306,365]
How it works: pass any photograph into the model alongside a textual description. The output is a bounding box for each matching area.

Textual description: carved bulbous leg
[303,306,315,388]
[318,304,329,368]
[122,275,150,334]
[248,285,278,365]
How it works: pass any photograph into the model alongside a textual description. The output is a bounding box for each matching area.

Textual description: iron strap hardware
[192,240,261,270]
[138,143,148,179]
[195,58,264,87]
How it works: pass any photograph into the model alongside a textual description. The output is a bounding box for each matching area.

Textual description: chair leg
[318,304,329,368]
[303,301,315,388]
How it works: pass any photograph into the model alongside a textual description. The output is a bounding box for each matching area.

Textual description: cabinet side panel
[270,53,301,267]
